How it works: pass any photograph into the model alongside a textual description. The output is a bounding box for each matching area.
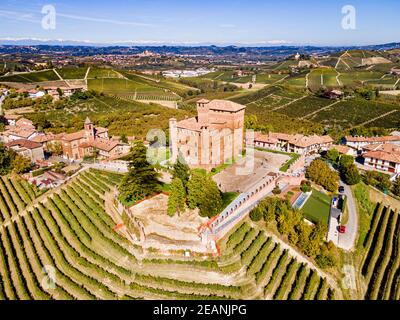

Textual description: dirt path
[351,110,398,129]
[301,101,341,120]
[53,68,64,81]
[272,95,308,111]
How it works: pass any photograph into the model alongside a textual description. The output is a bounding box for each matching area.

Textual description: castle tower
[169,118,178,163]
[84,117,95,141]
[197,99,210,126]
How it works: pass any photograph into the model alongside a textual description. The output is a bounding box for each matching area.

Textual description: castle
[169,99,246,169]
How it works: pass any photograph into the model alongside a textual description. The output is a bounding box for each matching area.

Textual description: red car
[338,225,346,234]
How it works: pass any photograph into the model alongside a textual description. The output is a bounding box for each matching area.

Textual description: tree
[339,155,354,170]
[11,155,32,174]
[306,159,339,192]
[119,141,161,202]
[343,164,361,185]
[272,186,282,195]
[250,205,263,222]
[187,170,206,209]
[167,178,186,216]
[363,171,392,192]
[325,149,340,164]
[393,176,400,197]
[198,177,222,218]
[0,144,15,175]
[300,180,312,193]
[121,134,128,144]
[187,170,222,218]
[172,158,190,190]
[48,142,63,156]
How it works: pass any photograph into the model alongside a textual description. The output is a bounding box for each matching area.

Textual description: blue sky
[0,0,399,46]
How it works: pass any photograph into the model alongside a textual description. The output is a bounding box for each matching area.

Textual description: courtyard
[212,149,291,193]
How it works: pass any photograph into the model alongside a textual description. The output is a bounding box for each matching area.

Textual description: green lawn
[301,189,331,225]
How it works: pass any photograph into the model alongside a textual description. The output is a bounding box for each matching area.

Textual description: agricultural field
[218,221,337,300]
[276,96,333,119]
[0,70,59,83]
[55,67,89,80]
[308,68,340,91]
[360,204,400,300]
[88,67,122,79]
[0,169,258,300]
[338,71,386,87]
[309,99,400,129]
[24,94,193,138]
[87,78,166,94]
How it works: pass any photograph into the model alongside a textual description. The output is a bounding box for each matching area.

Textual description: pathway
[272,95,308,111]
[300,100,341,120]
[53,68,64,81]
[337,183,358,251]
[351,110,398,129]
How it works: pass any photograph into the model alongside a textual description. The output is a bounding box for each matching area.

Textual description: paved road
[337,182,358,251]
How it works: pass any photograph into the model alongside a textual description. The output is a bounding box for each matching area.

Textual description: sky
[0,0,399,46]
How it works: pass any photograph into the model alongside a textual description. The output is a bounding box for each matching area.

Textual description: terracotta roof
[207,100,246,112]
[345,136,400,143]
[363,143,400,164]
[6,139,43,150]
[7,128,37,139]
[288,134,333,148]
[197,99,210,104]
[79,138,123,152]
[4,115,20,120]
[62,130,86,142]
[176,117,203,132]
[330,144,351,154]
[31,133,65,143]
[15,118,34,128]
[254,132,279,144]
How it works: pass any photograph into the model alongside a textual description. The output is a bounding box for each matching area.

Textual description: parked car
[338,225,346,234]
[339,186,345,193]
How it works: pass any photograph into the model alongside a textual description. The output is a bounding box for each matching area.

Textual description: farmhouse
[248,131,333,155]
[169,99,246,169]
[344,135,400,150]
[6,139,45,162]
[391,67,400,76]
[361,143,400,174]
[61,117,129,160]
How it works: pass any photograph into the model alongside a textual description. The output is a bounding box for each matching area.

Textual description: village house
[0,117,39,143]
[361,143,400,174]
[248,131,333,155]
[61,117,130,160]
[344,135,400,150]
[329,144,355,156]
[5,139,45,162]
[169,99,246,169]
[44,85,85,100]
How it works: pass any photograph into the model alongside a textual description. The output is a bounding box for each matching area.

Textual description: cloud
[0,9,40,23]
[57,13,156,28]
[265,40,292,45]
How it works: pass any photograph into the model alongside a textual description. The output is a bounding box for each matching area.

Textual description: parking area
[212,149,290,193]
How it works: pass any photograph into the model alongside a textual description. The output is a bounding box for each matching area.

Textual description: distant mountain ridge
[0,39,399,57]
